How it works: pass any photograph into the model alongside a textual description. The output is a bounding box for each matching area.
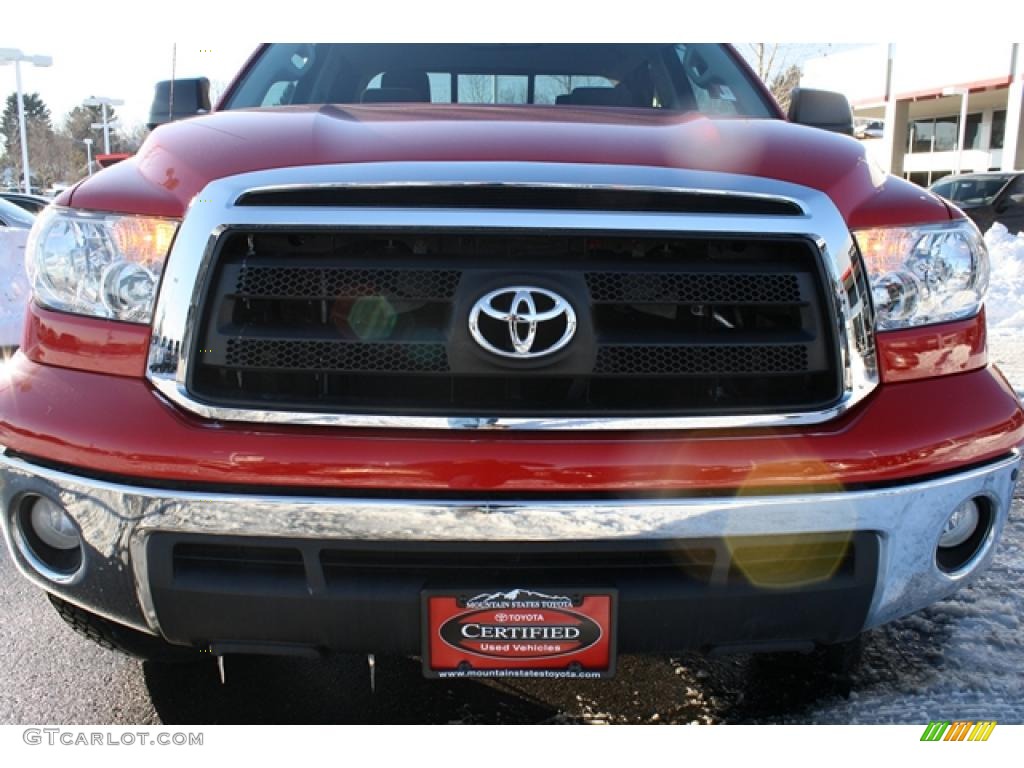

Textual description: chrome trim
[1,450,1017,636]
[7,492,86,587]
[235,179,809,214]
[147,162,878,430]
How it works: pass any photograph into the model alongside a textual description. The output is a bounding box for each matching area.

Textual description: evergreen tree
[65,101,123,154]
[1,92,53,189]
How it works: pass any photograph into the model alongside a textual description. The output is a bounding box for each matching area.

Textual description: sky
[0,41,257,130]
[2,0,1017,132]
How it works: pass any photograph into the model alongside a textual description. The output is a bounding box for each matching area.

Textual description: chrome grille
[144,162,879,430]
[187,229,841,417]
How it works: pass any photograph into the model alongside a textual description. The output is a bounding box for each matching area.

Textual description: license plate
[422,588,616,679]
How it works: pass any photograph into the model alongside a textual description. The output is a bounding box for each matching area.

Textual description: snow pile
[984,222,1024,331]
[0,227,30,347]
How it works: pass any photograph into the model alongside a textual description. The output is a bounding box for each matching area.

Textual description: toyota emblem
[468,287,577,359]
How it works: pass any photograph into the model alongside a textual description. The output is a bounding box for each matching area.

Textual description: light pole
[942,86,970,175]
[83,138,94,176]
[0,48,54,194]
[83,96,124,154]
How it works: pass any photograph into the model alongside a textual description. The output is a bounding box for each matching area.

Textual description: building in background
[802,43,1024,187]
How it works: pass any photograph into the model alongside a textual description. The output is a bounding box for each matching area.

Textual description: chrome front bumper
[0,449,1019,639]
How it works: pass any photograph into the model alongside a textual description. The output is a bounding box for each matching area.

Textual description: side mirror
[787,88,854,136]
[999,193,1024,211]
[148,78,211,129]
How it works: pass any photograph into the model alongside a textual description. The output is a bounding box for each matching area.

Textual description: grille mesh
[594,345,810,375]
[225,339,450,373]
[586,272,802,304]
[236,267,460,300]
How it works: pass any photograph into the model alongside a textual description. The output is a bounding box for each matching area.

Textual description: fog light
[939,499,980,549]
[13,495,84,580]
[936,497,992,574]
[29,497,81,550]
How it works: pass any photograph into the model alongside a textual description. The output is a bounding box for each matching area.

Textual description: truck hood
[67,104,948,228]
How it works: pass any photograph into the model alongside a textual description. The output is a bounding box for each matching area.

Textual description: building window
[933,115,959,151]
[905,170,956,187]
[965,113,983,150]
[908,113,986,154]
[992,110,1007,150]
[910,119,936,153]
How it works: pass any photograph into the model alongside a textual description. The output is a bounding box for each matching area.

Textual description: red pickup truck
[2,44,1021,679]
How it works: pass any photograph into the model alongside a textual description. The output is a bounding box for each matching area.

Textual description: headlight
[854,219,989,331]
[26,207,179,324]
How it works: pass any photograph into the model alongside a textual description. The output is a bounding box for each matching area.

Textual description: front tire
[47,593,201,663]
[755,635,864,678]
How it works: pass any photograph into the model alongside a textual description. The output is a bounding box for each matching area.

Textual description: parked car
[0,192,51,215]
[0,224,29,349]
[1,44,1020,682]
[0,197,36,228]
[854,118,884,139]
[930,171,1024,233]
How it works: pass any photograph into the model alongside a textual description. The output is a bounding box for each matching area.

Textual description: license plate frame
[421,587,617,680]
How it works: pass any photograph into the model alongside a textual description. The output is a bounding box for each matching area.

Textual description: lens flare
[347,296,398,341]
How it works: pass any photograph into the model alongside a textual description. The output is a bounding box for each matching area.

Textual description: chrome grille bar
[147,162,877,430]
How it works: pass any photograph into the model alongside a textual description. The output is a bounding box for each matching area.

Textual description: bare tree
[745,44,785,83]
[459,74,494,104]
[770,64,803,113]
[498,78,527,104]
[26,121,76,191]
[742,45,810,111]
[119,123,151,154]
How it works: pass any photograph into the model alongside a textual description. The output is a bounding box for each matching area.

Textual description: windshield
[931,175,1012,206]
[0,198,36,229]
[223,44,777,118]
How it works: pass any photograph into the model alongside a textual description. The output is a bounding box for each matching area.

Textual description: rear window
[224,44,777,118]
[360,72,621,106]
